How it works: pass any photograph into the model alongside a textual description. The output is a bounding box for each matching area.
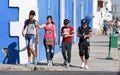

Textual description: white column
[73,0,77,42]
[60,0,65,44]
[9,0,38,64]
[80,2,84,19]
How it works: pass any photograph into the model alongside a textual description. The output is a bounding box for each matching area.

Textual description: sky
[112,0,120,4]
[112,0,120,17]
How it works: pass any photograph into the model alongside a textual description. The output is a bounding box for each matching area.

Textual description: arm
[84,32,92,39]
[61,27,64,36]
[22,24,26,37]
[66,32,74,37]
[38,24,46,28]
[53,25,57,40]
[35,25,39,43]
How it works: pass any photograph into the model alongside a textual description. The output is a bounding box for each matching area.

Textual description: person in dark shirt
[103,20,108,35]
[77,19,92,69]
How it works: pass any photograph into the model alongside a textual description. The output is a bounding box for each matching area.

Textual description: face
[29,15,34,20]
[82,23,87,29]
[47,17,52,24]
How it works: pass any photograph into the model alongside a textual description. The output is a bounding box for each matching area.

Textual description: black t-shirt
[77,26,92,46]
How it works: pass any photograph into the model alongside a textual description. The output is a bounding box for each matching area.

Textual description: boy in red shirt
[61,19,74,68]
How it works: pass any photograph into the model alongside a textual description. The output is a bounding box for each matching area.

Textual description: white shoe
[85,65,89,69]
[66,63,70,68]
[81,62,85,68]
[47,60,51,66]
[50,60,53,66]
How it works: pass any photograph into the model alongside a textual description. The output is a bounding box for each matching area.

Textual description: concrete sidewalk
[0,34,120,71]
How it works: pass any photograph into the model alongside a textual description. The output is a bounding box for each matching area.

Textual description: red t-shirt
[61,25,74,42]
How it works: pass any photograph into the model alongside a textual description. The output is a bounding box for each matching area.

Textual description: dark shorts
[78,43,90,59]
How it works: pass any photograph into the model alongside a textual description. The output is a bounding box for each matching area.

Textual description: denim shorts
[25,34,35,47]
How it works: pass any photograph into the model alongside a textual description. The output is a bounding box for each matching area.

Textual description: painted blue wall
[65,0,74,26]
[0,0,19,64]
[0,0,93,63]
[38,0,61,61]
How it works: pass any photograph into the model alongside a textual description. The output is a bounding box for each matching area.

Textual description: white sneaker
[50,60,53,66]
[66,63,70,68]
[47,60,51,66]
[81,62,85,68]
[85,65,89,69]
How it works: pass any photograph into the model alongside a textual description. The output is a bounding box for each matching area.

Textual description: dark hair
[64,19,70,25]
[29,10,36,16]
[81,19,87,25]
[47,15,54,24]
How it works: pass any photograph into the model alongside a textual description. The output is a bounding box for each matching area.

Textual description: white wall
[9,0,38,64]
[93,0,112,33]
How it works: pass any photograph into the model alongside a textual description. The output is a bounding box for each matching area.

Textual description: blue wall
[0,0,19,64]
[0,0,93,64]
[76,0,93,28]
[38,0,61,61]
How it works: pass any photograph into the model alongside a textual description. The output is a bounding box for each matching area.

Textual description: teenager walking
[38,15,57,66]
[22,10,39,66]
[77,19,92,69]
[61,19,74,68]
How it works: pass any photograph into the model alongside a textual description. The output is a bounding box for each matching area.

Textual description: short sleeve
[89,27,92,32]
[35,20,38,26]
[24,19,29,25]
[70,26,74,34]
[61,27,64,33]
[77,26,81,33]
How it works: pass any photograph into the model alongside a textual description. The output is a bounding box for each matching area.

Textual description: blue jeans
[43,39,54,61]
[25,34,35,47]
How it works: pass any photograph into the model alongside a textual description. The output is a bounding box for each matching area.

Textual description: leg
[84,46,90,65]
[66,42,72,63]
[46,46,50,62]
[29,35,37,59]
[27,48,32,63]
[50,45,54,61]
[62,42,67,61]
[28,34,38,65]
[105,28,107,35]
[79,43,85,68]
[84,46,90,69]
[25,35,32,63]
[79,43,85,62]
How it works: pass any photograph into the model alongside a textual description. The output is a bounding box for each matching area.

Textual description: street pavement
[0,34,119,72]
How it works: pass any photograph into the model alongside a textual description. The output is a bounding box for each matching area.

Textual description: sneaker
[85,65,89,69]
[47,60,52,66]
[25,62,32,66]
[33,59,38,65]
[50,60,53,66]
[63,60,67,65]
[81,62,85,68]
[66,63,70,68]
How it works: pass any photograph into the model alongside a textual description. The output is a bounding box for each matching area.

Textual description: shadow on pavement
[91,41,109,43]
[96,58,119,61]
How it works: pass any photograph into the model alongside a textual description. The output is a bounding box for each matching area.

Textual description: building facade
[93,0,112,34]
[0,0,93,64]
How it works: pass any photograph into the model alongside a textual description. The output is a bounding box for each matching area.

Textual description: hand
[22,32,25,37]
[64,35,69,38]
[84,35,87,39]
